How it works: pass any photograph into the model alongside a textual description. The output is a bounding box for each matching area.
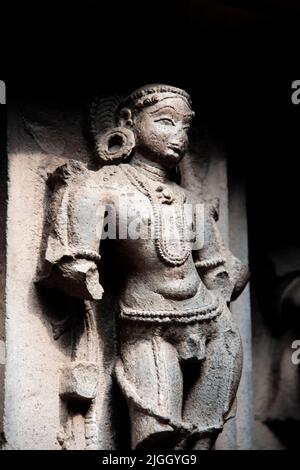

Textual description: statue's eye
[155,118,175,126]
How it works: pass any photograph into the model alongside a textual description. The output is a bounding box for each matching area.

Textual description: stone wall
[2,97,254,450]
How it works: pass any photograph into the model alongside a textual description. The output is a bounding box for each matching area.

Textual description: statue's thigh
[182,313,243,431]
[119,333,183,418]
[116,326,185,449]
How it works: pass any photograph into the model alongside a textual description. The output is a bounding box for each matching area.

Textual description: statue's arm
[37,160,105,301]
[193,201,250,302]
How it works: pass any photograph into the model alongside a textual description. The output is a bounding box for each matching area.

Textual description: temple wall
[2,98,255,450]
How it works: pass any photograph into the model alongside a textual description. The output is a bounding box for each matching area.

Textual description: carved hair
[117,84,194,118]
[90,95,122,140]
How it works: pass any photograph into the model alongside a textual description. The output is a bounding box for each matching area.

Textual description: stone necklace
[121,162,190,267]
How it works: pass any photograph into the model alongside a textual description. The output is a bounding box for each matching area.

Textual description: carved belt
[119,297,221,324]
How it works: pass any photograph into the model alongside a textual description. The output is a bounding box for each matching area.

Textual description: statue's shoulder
[93,163,130,188]
[180,186,220,221]
[47,160,128,196]
[180,185,204,206]
[181,186,197,203]
[47,159,89,190]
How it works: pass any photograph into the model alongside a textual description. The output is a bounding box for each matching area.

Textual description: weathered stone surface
[59,361,99,402]
[4,103,116,450]
[35,85,249,450]
[0,102,7,448]
[3,86,250,450]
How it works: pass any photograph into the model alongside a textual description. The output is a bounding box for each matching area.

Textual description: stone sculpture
[37,84,249,450]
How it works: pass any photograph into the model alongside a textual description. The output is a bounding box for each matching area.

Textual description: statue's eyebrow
[149,105,176,115]
[149,107,193,121]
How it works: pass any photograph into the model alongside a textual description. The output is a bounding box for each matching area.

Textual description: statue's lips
[168,144,184,155]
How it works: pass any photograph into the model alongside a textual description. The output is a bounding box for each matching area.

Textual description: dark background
[2,0,300,272]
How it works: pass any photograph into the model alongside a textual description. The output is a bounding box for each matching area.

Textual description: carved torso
[94,163,219,323]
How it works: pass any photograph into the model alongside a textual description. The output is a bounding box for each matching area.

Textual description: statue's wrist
[57,258,103,300]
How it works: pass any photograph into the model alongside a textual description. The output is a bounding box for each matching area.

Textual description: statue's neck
[130,153,171,182]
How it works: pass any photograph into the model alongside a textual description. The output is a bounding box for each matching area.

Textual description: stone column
[0,99,7,448]
[228,162,255,450]
[3,101,116,449]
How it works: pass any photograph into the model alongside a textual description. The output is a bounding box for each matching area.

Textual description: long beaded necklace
[121,163,190,267]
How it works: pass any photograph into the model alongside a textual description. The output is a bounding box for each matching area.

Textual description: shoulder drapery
[37,160,106,300]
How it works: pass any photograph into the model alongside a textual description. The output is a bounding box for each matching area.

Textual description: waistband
[119,297,221,324]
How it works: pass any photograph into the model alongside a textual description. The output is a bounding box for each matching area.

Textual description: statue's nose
[176,135,188,149]
[178,128,189,142]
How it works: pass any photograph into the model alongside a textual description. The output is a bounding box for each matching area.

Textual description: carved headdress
[118,84,193,112]
[90,84,194,164]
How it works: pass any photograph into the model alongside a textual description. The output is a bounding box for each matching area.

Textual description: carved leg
[181,309,243,450]
[115,322,184,450]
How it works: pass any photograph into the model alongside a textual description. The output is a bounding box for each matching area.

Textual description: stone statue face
[133,96,193,168]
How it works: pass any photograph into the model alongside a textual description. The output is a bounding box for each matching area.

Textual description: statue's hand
[57,259,103,301]
[201,260,250,303]
[230,261,250,301]
[202,265,232,301]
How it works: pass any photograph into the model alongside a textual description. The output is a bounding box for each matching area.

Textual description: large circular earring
[96,127,135,163]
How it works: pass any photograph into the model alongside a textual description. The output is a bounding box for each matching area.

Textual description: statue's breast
[117,189,154,241]
[117,188,194,267]
[96,165,199,266]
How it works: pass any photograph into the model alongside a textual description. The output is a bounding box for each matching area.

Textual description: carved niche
[36,84,249,450]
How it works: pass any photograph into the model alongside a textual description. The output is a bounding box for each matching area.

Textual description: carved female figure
[38,84,249,450]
